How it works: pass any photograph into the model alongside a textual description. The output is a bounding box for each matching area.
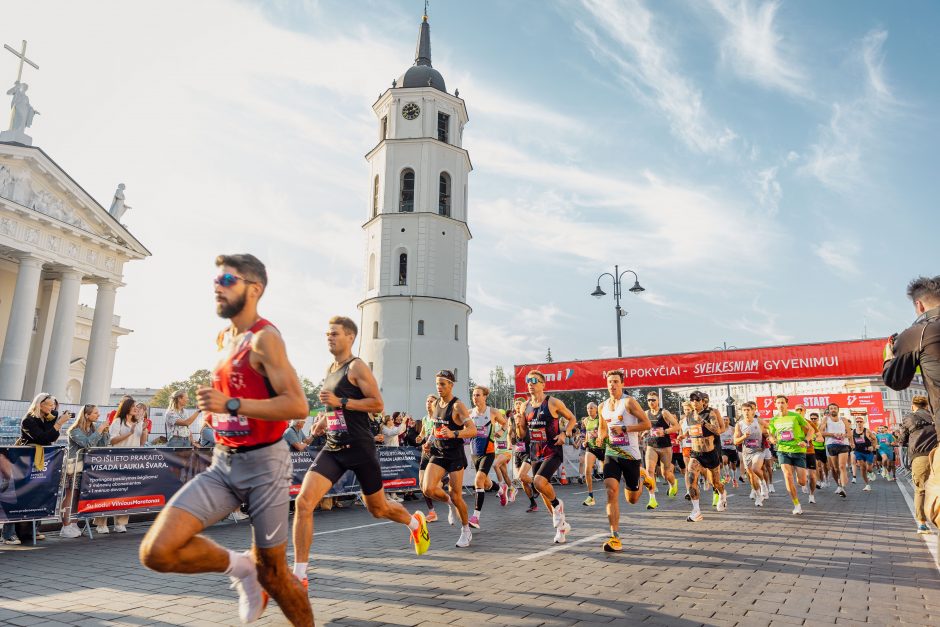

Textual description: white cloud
[576,0,737,154]
[730,298,793,344]
[708,0,808,96]
[754,166,782,214]
[800,29,895,191]
[814,240,861,276]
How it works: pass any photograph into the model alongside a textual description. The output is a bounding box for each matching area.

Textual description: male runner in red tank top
[140,254,312,626]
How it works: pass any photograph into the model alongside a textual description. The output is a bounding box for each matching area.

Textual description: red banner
[754,393,888,428]
[514,339,887,394]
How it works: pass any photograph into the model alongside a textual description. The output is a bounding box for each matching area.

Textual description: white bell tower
[358,13,472,416]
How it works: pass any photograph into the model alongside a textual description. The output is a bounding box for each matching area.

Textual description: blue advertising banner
[289,446,421,497]
[77,447,211,516]
[0,446,65,523]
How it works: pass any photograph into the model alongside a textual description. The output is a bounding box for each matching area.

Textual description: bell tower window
[417,320,425,335]
[372,176,380,217]
[398,253,408,286]
[400,169,415,212]
[437,112,450,143]
[439,173,451,217]
[381,115,388,140]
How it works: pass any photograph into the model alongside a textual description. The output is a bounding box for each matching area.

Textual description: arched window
[417,320,425,335]
[416,366,422,380]
[372,176,380,217]
[454,324,459,341]
[400,169,415,212]
[368,253,376,290]
[439,172,451,217]
[398,253,407,286]
[372,321,378,339]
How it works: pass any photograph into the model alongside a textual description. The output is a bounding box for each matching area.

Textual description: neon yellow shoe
[602,535,623,552]
[646,494,659,510]
[712,491,720,507]
[667,481,679,498]
[410,511,430,556]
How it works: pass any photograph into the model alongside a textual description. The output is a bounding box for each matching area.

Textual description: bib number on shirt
[610,434,628,447]
[745,438,759,448]
[326,410,348,433]
[213,412,250,437]
[496,440,509,451]
[722,436,734,447]
[513,442,526,453]
[529,428,547,442]
[778,429,794,442]
[855,436,866,445]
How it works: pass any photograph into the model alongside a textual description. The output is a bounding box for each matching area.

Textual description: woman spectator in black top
[20,393,70,446]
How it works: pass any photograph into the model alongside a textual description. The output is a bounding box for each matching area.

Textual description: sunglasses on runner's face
[214,273,255,287]
[647,397,658,401]
[526,377,542,385]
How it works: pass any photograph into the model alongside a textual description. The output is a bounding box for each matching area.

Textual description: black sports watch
[340,397,348,410]
[225,397,241,416]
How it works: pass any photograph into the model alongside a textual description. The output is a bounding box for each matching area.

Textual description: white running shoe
[750,489,756,499]
[834,485,842,493]
[113,525,127,533]
[808,494,816,504]
[760,485,769,499]
[768,483,776,493]
[755,495,764,507]
[551,500,565,528]
[96,526,110,534]
[59,523,81,538]
[801,485,808,495]
[851,477,857,484]
[792,503,803,515]
[553,521,571,544]
[455,528,472,548]
[687,511,704,522]
[863,484,871,492]
[228,552,267,623]
[716,496,727,512]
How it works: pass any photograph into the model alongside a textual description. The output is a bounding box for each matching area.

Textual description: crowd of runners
[134,255,928,627]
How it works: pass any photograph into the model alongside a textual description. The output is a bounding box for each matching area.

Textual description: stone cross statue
[109,183,131,221]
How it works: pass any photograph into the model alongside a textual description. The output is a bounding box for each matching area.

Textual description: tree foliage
[149,369,213,409]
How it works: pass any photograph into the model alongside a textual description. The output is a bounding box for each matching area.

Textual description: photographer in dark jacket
[883,275,940,536]
[20,393,71,446]
[898,396,937,534]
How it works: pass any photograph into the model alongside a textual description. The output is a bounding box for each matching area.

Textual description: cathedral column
[0,254,45,399]
[41,270,83,399]
[81,281,118,405]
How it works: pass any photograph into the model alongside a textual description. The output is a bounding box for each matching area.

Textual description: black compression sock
[424,496,434,510]
[475,489,485,511]
[551,498,560,508]
[529,496,536,506]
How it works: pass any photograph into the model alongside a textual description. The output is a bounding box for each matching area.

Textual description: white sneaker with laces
[228,552,267,623]
[716,496,727,512]
[808,494,816,504]
[750,489,756,499]
[551,500,565,528]
[792,503,803,515]
[801,485,808,494]
[863,484,871,492]
[851,477,857,483]
[59,523,81,538]
[455,528,472,548]
[755,495,764,507]
[553,521,571,544]
[768,483,776,493]
[96,526,110,534]
[113,525,127,533]
[687,511,704,522]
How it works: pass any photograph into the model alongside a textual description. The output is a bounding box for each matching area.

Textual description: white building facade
[0,142,149,404]
[358,15,472,416]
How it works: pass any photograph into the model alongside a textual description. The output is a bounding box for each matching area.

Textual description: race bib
[833,435,844,443]
[745,438,759,448]
[513,441,526,453]
[722,436,734,447]
[326,410,348,433]
[476,424,489,438]
[212,412,249,437]
[496,440,509,451]
[778,429,794,442]
[529,428,547,442]
[651,427,665,438]
[689,425,703,437]
[855,436,865,445]
[434,422,449,439]
[610,434,628,447]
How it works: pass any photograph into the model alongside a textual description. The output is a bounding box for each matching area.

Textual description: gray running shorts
[742,451,764,469]
[167,439,291,549]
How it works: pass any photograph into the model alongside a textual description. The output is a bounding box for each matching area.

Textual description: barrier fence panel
[76,447,211,518]
[289,446,422,498]
[0,446,65,523]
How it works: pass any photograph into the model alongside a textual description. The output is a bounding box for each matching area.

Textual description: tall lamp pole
[591,265,645,358]
[713,341,738,419]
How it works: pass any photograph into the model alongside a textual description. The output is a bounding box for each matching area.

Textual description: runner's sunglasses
[214,273,256,287]
[525,376,542,384]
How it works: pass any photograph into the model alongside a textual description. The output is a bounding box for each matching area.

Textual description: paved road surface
[1,477,937,626]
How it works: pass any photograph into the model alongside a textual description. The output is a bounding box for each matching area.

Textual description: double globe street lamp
[591,265,644,358]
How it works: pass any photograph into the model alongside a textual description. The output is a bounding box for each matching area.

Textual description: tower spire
[415,9,432,67]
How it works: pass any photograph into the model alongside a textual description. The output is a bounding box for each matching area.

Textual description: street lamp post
[714,341,738,420]
[591,265,644,358]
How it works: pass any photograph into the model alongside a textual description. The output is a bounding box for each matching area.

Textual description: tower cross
[4,40,39,84]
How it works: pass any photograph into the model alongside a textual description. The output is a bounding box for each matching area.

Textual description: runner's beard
[217,292,247,319]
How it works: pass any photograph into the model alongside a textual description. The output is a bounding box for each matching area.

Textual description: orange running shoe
[426,510,438,522]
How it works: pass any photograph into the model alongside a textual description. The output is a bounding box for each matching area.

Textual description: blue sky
[3,0,937,391]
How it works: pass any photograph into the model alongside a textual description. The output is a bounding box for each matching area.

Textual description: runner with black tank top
[420,370,476,548]
[720,417,740,489]
[643,391,680,509]
[139,254,312,626]
[293,316,431,586]
[852,418,877,492]
[519,370,576,544]
[685,391,728,522]
[467,385,508,529]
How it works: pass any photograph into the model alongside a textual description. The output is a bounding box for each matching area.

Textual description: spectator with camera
[898,396,937,534]
[883,275,940,534]
[165,391,199,447]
